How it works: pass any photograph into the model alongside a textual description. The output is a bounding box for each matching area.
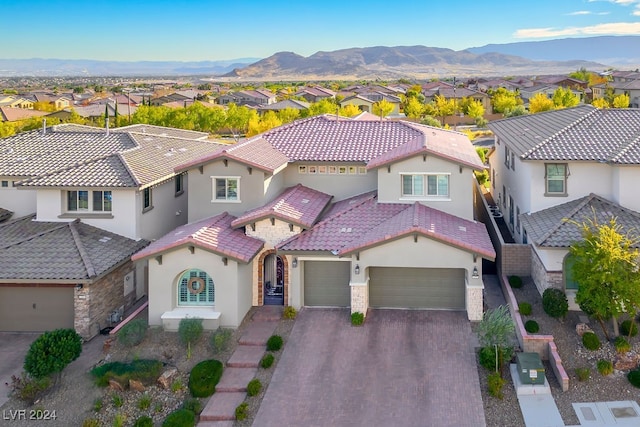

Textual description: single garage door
[369,267,465,310]
[304,261,351,307]
[0,286,74,332]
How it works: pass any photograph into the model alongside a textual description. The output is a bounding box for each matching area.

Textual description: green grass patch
[90,359,163,388]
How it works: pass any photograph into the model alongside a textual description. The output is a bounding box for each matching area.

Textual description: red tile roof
[278,194,495,260]
[231,184,332,229]
[132,212,264,263]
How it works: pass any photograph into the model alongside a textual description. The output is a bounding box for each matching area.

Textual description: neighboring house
[132,115,495,332]
[592,80,640,108]
[422,82,493,114]
[487,105,640,298]
[150,93,191,106]
[216,89,277,107]
[30,93,72,109]
[72,103,138,120]
[0,106,48,122]
[257,99,310,114]
[0,96,34,109]
[294,86,336,103]
[520,84,584,104]
[339,94,402,116]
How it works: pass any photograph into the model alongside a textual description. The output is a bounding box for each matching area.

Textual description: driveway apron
[254,308,485,427]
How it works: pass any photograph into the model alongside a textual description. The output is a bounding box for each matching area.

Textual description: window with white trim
[67,190,112,212]
[401,174,449,198]
[545,163,567,195]
[178,269,214,306]
[212,177,239,201]
[143,187,152,211]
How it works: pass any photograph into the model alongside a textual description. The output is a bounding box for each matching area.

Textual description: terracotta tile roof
[131,212,264,263]
[0,215,149,281]
[520,193,640,248]
[278,194,495,260]
[231,184,333,229]
[488,106,640,164]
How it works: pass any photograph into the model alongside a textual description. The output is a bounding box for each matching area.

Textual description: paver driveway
[0,333,38,407]
[254,308,485,427]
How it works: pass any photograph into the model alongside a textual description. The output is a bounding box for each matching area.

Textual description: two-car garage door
[369,267,465,310]
[0,286,74,332]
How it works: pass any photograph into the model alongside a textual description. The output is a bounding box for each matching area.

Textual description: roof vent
[99,236,112,243]
[301,199,310,204]
[458,226,467,232]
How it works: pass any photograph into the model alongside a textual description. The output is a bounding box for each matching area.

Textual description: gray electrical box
[516,352,545,385]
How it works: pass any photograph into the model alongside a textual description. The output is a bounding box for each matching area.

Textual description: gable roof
[520,193,640,248]
[131,212,264,263]
[277,193,495,260]
[0,106,48,122]
[488,105,640,164]
[0,215,149,282]
[231,184,332,229]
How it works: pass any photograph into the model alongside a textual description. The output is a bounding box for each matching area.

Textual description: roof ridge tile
[68,220,97,278]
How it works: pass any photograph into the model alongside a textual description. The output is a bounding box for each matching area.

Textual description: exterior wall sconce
[222,257,228,266]
[472,266,479,279]
[76,283,83,289]
[292,257,298,268]
[354,264,360,275]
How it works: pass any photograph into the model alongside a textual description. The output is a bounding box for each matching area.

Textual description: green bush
[478,346,513,371]
[487,372,505,399]
[235,402,249,421]
[247,379,262,396]
[113,413,126,427]
[576,367,590,382]
[597,359,613,376]
[112,394,123,408]
[188,359,223,398]
[90,359,163,388]
[260,353,275,369]
[508,276,523,288]
[542,288,568,318]
[117,318,147,347]
[137,394,152,410]
[133,416,154,427]
[582,331,601,351]
[524,320,539,334]
[182,398,202,415]
[518,302,532,316]
[628,369,640,388]
[615,336,631,353]
[621,320,638,337]
[162,408,195,427]
[9,373,51,404]
[266,335,283,351]
[211,328,233,353]
[179,318,204,347]
[82,419,101,427]
[351,312,364,326]
[283,306,297,319]
[24,328,82,379]
[93,398,103,412]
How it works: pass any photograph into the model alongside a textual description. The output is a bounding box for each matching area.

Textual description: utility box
[516,352,545,385]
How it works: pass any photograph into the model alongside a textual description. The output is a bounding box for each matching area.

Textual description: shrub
[82,419,101,427]
[188,359,223,398]
[171,379,184,393]
[235,402,249,421]
[90,359,163,388]
[524,320,539,334]
[137,394,152,410]
[283,306,297,319]
[615,336,631,353]
[112,394,123,408]
[266,335,283,351]
[518,302,532,316]
[247,378,262,396]
[179,318,204,359]
[260,353,275,369]
[211,328,233,354]
[182,398,202,415]
[582,331,601,351]
[93,398,103,412]
[576,367,590,382]
[162,408,195,427]
[113,413,126,427]
[487,372,505,399]
[24,328,82,379]
[133,416,154,427]
[10,373,51,404]
[478,346,513,372]
[351,312,364,326]
[542,288,568,318]
[620,320,638,337]
[508,275,523,288]
[597,360,613,376]
[628,369,640,388]
[117,318,147,347]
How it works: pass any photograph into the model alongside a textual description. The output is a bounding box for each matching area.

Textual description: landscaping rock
[576,323,593,337]
[614,353,640,371]
[157,367,179,389]
[108,379,124,392]
[129,379,146,392]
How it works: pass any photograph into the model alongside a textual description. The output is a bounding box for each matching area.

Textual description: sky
[2,0,640,62]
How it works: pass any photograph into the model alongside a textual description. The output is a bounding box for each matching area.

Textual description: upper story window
[143,187,153,211]
[212,177,239,202]
[504,146,510,168]
[401,174,449,198]
[178,269,214,306]
[67,190,112,212]
[175,174,184,196]
[1,180,9,188]
[545,163,567,196]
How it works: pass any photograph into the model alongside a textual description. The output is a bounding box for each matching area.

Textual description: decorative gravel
[479,276,640,427]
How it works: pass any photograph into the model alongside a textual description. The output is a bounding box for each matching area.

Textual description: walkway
[197,306,282,427]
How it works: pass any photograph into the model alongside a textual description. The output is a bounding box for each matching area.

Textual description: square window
[93,190,112,211]
[318,165,327,174]
[348,166,357,174]
[328,166,337,174]
[358,166,367,174]
[545,163,567,195]
[1,180,7,188]
[213,177,239,201]
[338,166,347,174]
[308,165,317,174]
[298,165,307,174]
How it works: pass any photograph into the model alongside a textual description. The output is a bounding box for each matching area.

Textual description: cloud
[514,22,640,38]
[566,10,610,15]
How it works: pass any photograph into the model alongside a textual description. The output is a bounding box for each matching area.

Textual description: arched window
[564,254,579,290]
[178,269,214,306]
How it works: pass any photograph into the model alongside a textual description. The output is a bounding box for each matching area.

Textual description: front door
[263,254,284,305]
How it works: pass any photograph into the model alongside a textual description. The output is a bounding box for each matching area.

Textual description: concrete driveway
[254,308,485,427]
[0,333,38,407]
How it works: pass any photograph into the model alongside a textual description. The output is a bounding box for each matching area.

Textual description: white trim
[211,176,241,203]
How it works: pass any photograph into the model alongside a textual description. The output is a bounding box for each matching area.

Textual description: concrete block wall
[501,244,531,277]
[351,283,368,315]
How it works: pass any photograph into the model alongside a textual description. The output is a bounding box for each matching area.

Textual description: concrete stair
[199,392,247,421]
[237,320,278,345]
[215,367,257,392]
[227,345,266,368]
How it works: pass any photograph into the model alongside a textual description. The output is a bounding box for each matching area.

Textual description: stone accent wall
[466,284,483,321]
[350,282,368,315]
[255,249,289,306]
[74,261,137,340]
[246,218,302,247]
[531,249,563,295]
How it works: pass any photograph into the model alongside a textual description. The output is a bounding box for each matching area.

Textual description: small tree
[529,93,555,113]
[372,99,394,120]
[476,305,515,373]
[178,318,204,360]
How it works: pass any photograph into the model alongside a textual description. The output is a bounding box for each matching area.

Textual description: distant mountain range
[1,36,638,79]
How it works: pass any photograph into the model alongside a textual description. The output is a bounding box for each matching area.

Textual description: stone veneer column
[350,282,368,315]
[74,286,91,339]
[466,284,483,321]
